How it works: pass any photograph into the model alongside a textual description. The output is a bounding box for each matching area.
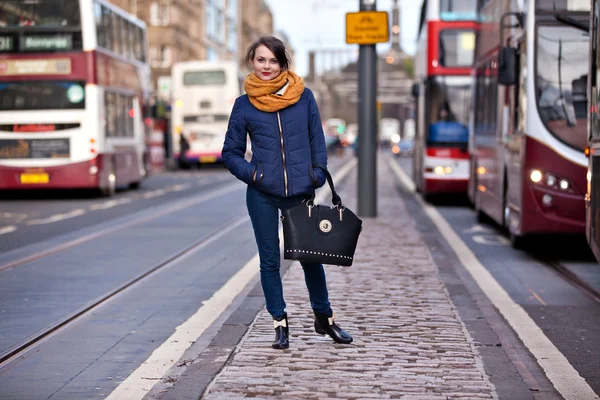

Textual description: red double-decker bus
[412,0,478,200]
[0,0,151,196]
[470,0,589,248]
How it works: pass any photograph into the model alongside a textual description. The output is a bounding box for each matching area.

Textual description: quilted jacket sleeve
[222,97,254,184]
[306,89,328,188]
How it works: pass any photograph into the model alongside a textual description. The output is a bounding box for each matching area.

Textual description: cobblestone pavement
[203,159,497,400]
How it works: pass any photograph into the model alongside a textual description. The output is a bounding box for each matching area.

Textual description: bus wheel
[476,209,488,224]
[509,232,526,250]
[100,164,116,197]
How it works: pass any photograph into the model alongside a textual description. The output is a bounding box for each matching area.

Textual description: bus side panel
[0,160,100,190]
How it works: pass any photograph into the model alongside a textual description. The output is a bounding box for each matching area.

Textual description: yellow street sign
[346,11,389,45]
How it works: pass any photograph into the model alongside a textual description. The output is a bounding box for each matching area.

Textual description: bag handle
[309,164,343,207]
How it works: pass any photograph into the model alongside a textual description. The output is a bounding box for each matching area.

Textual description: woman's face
[252,45,282,81]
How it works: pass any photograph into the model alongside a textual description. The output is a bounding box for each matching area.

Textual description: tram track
[0,181,243,273]
[0,213,250,369]
[537,257,600,305]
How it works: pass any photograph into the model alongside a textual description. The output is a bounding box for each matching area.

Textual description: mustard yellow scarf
[244,70,305,112]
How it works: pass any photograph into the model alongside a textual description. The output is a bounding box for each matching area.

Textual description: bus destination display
[0,34,73,52]
[21,35,72,51]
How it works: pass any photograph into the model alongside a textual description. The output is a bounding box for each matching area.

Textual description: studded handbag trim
[285,249,353,260]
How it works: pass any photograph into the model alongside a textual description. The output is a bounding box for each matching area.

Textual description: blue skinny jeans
[246,185,331,320]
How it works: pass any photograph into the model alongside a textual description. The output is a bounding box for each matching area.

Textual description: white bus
[0,0,151,196]
[170,60,243,167]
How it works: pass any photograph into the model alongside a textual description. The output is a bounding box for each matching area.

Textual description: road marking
[389,159,599,400]
[0,213,29,223]
[106,157,359,399]
[25,209,86,226]
[527,287,547,306]
[0,226,17,235]
[463,224,494,234]
[89,198,134,211]
[143,189,167,199]
[471,234,510,246]
[171,183,193,191]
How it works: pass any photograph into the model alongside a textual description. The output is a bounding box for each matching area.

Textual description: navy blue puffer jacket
[222,88,327,197]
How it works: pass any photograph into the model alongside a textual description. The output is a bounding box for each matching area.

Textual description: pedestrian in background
[178,132,190,169]
[222,36,353,349]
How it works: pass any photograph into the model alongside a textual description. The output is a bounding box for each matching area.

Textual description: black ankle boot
[314,310,353,344]
[272,314,289,349]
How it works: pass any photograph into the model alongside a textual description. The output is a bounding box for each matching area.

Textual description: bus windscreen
[183,71,226,86]
[439,30,475,67]
[426,76,470,145]
[0,81,85,111]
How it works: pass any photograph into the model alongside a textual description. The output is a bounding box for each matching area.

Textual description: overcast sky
[263,0,422,77]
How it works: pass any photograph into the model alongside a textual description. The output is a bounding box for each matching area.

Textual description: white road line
[143,189,167,199]
[106,157,359,399]
[171,183,193,191]
[25,209,86,226]
[89,198,133,211]
[0,226,17,235]
[389,159,599,400]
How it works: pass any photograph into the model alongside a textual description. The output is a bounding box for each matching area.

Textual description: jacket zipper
[277,111,288,196]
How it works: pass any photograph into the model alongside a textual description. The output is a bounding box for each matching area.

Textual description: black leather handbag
[281,166,362,267]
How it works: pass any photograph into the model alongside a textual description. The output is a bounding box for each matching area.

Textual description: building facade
[110,0,275,97]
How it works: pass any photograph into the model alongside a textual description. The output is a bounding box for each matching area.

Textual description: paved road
[395,154,600,394]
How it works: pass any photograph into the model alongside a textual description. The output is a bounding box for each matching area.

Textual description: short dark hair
[245,36,291,70]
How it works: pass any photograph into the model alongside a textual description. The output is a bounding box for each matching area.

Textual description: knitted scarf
[244,70,305,112]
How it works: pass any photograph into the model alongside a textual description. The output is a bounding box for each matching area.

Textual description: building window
[227,18,236,53]
[150,45,172,68]
[216,9,225,43]
[206,1,226,43]
[150,2,170,26]
[227,0,237,19]
[207,47,219,61]
[206,3,215,39]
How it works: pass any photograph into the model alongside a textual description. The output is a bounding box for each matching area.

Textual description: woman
[222,36,352,349]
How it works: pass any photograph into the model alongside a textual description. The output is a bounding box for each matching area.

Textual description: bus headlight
[433,166,452,175]
[530,169,543,183]
[391,134,400,143]
[546,174,556,186]
[559,179,569,190]
[89,166,98,175]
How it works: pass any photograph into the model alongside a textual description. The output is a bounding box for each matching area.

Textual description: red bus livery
[470,0,589,248]
[0,0,151,196]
